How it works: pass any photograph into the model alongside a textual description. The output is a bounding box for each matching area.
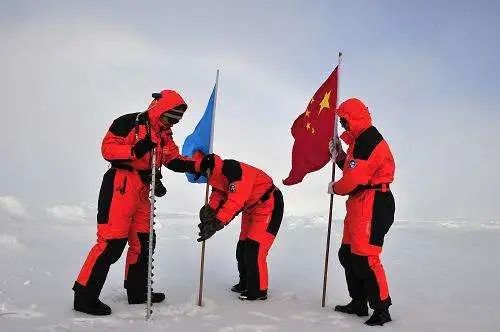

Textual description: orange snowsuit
[331,98,395,310]
[207,155,284,297]
[74,90,202,302]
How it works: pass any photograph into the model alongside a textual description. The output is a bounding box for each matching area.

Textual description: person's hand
[197,218,224,242]
[327,181,335,194]
[329,138,345,161]
[199,205,216,223]
[154,180,167,197]
[133,135,155,159]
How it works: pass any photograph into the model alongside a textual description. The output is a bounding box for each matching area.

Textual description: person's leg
[73,169,132,315]
[232,213,251,293]
[351,190,395,326]
[240,189,283,300]
[124,182,165,304]
[335,244,368,316]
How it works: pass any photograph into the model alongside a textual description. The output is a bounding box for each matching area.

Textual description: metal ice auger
[135,111,156,320]
[146,147,156,320]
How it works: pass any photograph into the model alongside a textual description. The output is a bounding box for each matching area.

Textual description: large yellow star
[318,90,331,115]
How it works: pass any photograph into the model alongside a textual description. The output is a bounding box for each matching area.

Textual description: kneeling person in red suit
[197,153,284,301]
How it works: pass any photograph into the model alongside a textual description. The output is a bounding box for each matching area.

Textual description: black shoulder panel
[109,113,140,137]
[222,159,243,182]
[353,126,383,160]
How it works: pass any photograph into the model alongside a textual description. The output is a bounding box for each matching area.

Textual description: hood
[146,89,187,131]
[336,98,372,143]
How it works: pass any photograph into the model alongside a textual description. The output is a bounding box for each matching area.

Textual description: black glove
[199,205,216,224]
[197,218,224,242]
[133,135,155,159]
[155,180,167,197]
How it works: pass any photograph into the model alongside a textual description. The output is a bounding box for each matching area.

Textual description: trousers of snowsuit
[73,166,156,301]
[235,188,284,296]
[339,185,395,310]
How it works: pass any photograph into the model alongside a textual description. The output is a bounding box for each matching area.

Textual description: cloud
[0,195,29,218]
[46,204,87,222]
[0,2,499,220]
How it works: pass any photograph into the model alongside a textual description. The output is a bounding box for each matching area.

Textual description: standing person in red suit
[328,98,396,326]
[196,153,284,301]
[73,90,203,316]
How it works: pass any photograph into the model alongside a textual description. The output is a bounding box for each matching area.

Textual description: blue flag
[182,82,217,183]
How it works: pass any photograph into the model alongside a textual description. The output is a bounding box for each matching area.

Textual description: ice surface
[1,211,499,331]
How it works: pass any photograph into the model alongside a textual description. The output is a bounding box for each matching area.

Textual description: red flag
[283,67,338,186]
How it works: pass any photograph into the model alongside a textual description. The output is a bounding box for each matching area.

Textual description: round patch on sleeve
[229,183,236,192]
[348,159,357,169]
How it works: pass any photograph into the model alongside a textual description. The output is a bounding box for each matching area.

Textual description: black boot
[73,290,111,316]
[127,291,166,305]
[238,290,267,301]
[365,308,392,326]
[334,299,369,316]
[231,282,247,294]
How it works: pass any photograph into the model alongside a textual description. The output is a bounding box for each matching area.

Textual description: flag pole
[321,52,342,308]
[198,69,219,307]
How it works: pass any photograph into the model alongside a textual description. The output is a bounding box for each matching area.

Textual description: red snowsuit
[74,90,202,301]
[207,155,284,297]
[331,98,395,310]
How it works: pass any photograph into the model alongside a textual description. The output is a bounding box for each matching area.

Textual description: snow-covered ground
[1,204,500,331]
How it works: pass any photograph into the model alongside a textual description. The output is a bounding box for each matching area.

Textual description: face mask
[339,117,349,131]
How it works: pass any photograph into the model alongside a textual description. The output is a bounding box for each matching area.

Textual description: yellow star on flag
[306,122,311,130]
[305,109,311,117]
[318,90,331,115]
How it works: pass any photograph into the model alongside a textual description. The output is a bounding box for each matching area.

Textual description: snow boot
[334,299,369,316]
[73,292,111,316]
[238,290,267,301]
[365,308,392,326]
[127,291,166,305]
[231,282,247,294]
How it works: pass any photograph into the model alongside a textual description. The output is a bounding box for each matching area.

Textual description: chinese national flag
[283,66,338,186]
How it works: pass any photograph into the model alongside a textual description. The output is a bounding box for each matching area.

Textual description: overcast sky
[1,0,499,221]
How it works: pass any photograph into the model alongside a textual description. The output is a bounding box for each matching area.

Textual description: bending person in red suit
[196,153,284,301]
[328,98,396,326]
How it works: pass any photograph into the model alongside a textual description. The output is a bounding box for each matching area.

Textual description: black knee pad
[137,232,156,257]
[350,254,372,278]
[106,238,127,264]
[338,244,352,268]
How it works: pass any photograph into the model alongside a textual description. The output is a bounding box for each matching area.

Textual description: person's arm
[101,115,138,161]
[208,188,226,211]
[333,144,383,196]
[162,133,203,173]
